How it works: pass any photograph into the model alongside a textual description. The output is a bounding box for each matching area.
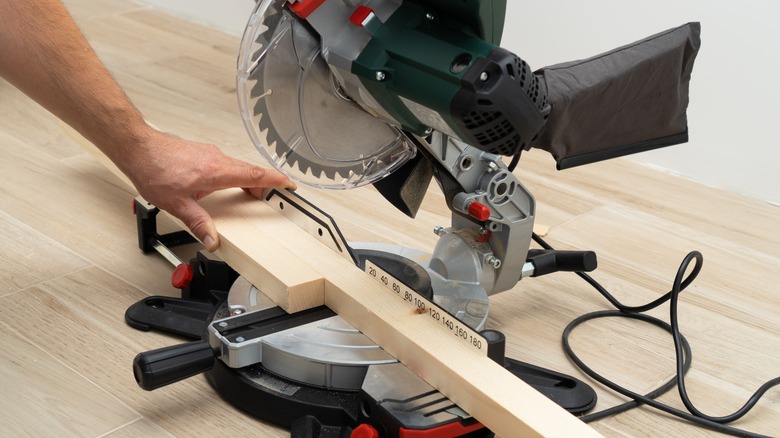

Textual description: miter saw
[127,0,700,436]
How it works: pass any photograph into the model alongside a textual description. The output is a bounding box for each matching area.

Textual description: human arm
[0,0,295,251]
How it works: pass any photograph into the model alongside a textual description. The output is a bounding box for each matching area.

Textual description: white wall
[138,0,780,205]
[133,0,255,35]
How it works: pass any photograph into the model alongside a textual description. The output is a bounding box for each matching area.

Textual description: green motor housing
[352,0,550,156]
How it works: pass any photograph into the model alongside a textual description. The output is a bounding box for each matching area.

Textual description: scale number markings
[365,260,486,354]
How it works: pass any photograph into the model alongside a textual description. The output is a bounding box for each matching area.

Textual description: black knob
[133,340,216,391]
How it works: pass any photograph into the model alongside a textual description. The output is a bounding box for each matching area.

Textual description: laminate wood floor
[0,1,778,436]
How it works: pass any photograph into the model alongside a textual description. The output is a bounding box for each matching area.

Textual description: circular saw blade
[237,0,415,189]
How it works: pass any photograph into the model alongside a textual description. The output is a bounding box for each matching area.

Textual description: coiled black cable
[532,233,779,437]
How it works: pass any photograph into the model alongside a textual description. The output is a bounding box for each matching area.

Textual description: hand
[0,1,296,252]
[124,129,296,252]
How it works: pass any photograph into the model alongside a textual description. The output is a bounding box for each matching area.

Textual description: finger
[243,187,262,199]
[174,199,220,252]
[215,161,296,191]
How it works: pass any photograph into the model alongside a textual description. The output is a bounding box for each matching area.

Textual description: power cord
[531,233,780,437]
[507,149,522,172]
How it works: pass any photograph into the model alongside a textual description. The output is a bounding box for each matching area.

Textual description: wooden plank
[194,190,327,311]
[323,265,588,437]
[69,125,599,436]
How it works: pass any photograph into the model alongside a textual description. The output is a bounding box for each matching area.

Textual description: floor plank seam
[2,265,99,303]
[91,263,158,300]
[0,208,93,264]
[95,416,149,438]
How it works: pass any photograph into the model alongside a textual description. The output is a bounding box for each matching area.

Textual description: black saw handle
[133,340,216,391]
[526,249,597,277]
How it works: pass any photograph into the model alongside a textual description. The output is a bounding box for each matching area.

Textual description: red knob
[468,201,491,221]
[351,423,379,438]
[171,264,193,289]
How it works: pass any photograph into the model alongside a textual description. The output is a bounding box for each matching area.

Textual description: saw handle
[526,249,597,277]
[133,340,215,391]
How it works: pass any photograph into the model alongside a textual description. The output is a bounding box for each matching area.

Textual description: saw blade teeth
[323,167,336,180]
[249,78,266,98]
[252,97,267,116]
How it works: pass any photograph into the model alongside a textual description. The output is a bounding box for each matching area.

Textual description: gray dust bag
[533,22,701,169]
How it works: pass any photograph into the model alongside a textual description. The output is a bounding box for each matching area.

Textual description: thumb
[176,200,220,252]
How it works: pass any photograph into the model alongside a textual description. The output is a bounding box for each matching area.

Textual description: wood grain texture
[0,0,778,436]
[0,209,90,296]
[0,320,139,436]
[198,190,327,312]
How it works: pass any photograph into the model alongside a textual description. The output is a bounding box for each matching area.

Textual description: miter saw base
[126,201,595,436]
[128,257,595,437]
